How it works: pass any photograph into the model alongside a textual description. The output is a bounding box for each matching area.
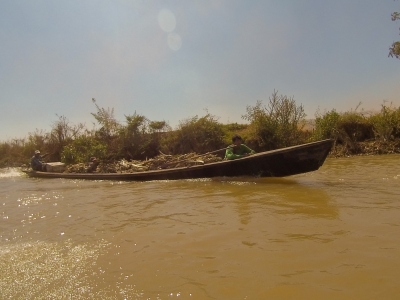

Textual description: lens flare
[158,9,176,33]
[168,32,182,51]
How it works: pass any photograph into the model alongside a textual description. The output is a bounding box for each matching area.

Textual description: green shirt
[224,144,255,160]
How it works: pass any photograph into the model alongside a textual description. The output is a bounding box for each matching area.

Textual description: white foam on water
[0,168,23,178]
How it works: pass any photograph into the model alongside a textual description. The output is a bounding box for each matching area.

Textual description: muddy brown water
[1,155,399,299]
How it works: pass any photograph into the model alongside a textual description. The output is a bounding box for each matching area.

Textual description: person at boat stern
[87,157,100,173]
[224,134,255,160]
[30,150,49,171]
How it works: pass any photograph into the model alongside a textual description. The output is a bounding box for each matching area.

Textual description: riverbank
[43,139,400,173]
[329,139,400,158]
[4,139,400,170]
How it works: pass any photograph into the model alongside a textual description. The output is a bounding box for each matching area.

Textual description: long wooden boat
[23,139,333,181]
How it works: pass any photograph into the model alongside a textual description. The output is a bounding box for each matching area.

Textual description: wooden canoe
[22,139,334,181]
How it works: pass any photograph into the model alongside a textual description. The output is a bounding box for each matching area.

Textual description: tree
[90,98,120,139]
[389,8,400,59]
[48,115,85,160]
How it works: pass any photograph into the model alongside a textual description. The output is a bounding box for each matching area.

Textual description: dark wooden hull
[23,139,333,181]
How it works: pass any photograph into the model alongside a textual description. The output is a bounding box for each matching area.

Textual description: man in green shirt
[224,134,255,160]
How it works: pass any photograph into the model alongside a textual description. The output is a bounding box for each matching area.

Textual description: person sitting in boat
[87,157,100,173]
[224,134,255,160]
[30,150,49,171]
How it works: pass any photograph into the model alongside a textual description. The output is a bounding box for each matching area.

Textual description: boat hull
[23,139,334,181]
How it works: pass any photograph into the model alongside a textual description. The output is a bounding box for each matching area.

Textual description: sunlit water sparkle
[1,155,400,299]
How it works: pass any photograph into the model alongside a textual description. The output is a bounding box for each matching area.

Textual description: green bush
[313,108,374,147]
[117,114,171,160]
[370,104,400,140]
[61,136,107,164]
[161,113,226,155]
[313,109,341,140]
[338,111,374,143]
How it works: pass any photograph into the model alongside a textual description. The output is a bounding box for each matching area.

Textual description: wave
[0,167,23,178]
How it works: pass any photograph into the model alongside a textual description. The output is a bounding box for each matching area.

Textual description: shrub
[338,111,374,142]
[47,115,85,161]
[313,109,341,140]
[313,106,375,154]
[370,103,400,140]
[243,90,307,150]
[91,98,121,146]
[117,114,171,160]
[61,136,107,164]
[161,113,226,155]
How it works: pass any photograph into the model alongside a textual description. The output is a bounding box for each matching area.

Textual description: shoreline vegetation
[1,93,400,170]
[330,139,400,157]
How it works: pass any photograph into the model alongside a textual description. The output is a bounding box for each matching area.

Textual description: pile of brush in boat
[65,152,223,174]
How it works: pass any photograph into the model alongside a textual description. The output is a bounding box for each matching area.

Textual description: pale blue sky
[1,0,399,141]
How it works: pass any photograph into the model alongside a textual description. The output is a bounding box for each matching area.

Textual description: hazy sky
[1,0,399,141]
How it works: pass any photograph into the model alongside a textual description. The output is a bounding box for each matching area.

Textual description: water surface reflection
[0,156,400,299]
